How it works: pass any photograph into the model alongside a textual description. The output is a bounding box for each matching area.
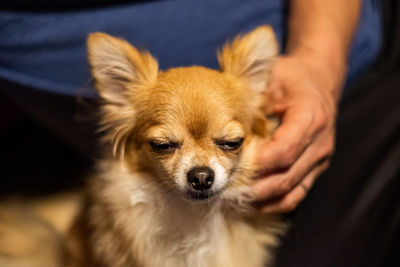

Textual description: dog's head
[88,26,277,202]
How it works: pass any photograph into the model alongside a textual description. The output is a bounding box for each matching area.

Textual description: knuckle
[279,144,299,167]
[324,158,332,168]
[314,110,328,131]
[325,143,335,157]
[320,155,333,169]
[320,138,335,158]
[281,197,300,212]
[276,178,295,195]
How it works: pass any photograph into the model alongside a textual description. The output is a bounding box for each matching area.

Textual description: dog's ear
[87,33,158,158]
[87,33,158,104]
[218,26,277,93]
[219,27,278,138]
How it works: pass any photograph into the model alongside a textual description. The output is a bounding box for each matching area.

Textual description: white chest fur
[91,163,280,267]
[126,184,227,267]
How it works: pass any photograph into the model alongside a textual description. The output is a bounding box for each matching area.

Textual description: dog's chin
[184,190,221,203]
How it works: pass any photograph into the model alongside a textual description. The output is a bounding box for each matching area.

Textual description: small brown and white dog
[0,26,286,267]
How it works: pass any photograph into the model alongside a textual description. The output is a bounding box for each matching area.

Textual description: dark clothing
[0,0,382,96]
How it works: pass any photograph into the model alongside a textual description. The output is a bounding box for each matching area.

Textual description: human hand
[252,49,345,213]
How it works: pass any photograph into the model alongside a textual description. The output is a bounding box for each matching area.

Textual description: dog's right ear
[218,26,277,93]
[87,33,158,104]
[218,27,278,138]
[87,33,159,158]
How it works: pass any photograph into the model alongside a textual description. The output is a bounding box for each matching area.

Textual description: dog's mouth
[187,191,213,200]
[186,190,221,202]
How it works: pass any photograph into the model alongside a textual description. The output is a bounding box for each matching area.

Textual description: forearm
[287,0,362,98]
[288,0,361,58]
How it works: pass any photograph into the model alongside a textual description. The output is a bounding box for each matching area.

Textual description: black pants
[275,66,400,267]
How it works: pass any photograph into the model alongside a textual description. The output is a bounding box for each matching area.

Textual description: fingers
[257,104,320,173]
[253,131,334,201]
[257,159,330,214]
[253,55,339,214]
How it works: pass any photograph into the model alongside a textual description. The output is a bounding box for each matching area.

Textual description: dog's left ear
[218,26,278,93]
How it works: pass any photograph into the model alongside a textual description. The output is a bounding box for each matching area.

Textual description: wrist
[286,39,347,102]
[288,34,347,68]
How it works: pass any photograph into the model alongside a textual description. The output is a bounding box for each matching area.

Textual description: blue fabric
[0,0,382,97]
[346,0,383,86]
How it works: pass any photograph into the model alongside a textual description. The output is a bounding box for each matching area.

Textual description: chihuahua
[0,26,285,267]
[74,25,286,267]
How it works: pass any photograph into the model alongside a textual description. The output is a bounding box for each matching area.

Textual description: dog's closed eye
[215,138,244,152]
[149,140,180,154]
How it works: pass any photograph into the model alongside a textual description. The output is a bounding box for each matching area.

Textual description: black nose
[187,166,215,191]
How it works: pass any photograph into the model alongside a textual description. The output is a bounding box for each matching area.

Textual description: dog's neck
[99,159,225,223]
[131,174,224,222]
[93,159,277,267]
[95,160,227,266]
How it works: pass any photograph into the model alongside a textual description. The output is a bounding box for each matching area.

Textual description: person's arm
[252,0,362,213]
[288,0,361,99]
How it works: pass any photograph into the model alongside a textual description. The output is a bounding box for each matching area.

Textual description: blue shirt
[0,0,382,97]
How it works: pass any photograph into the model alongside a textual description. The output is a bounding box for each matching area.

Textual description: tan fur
[0,194,80,267]
[218,26,277,93]
[0,26,285,267]
[82,26,285,267]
